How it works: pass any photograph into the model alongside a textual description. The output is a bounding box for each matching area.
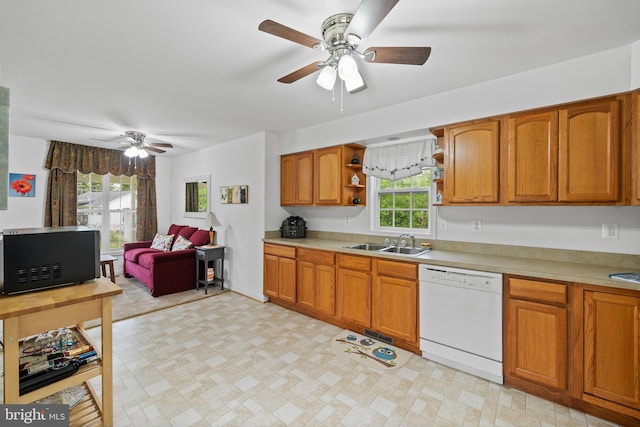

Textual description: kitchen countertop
[264,236,640,292]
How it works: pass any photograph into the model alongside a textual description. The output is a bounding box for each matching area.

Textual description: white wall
[268,44,640,255]
[0,135,48,230]
[169,132,267,301]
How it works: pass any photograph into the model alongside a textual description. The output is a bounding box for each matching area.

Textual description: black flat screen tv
[1,226,100,295]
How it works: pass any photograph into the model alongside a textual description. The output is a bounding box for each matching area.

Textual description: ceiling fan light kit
[259,0,430,100]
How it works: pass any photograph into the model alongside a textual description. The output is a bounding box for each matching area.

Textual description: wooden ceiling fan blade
[144,146,166,154]
[364,47,431,65]
[259,20,324,49]
[346,0,399,40]
[277,61,323,84]
[147,142,173,148]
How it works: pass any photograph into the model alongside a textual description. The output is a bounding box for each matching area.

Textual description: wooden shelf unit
[0,277,122,426]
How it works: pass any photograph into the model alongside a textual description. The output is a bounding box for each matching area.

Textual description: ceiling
[1,0,640,157]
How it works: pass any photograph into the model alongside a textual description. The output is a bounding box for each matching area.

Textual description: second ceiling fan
[259,0,431,94]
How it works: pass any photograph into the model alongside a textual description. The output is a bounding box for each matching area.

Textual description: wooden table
[0,278,122,426]
[195,245,225,294]
[100,254,117,283]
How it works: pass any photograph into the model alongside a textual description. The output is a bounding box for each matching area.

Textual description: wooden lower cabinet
[336,254,372,328]
[263,243,296,303]
[372,259,418,345]
[505,276,640,425]
[297,248,335,317]
[583,290,640,412]
[505,276,568,392]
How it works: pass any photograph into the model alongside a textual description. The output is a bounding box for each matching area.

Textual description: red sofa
[123,224,210,297]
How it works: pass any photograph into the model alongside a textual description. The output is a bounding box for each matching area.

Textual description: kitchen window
[77,172,138,252]
[370,168,432,235]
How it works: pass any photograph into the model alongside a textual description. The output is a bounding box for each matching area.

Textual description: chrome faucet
[393,233,415,248]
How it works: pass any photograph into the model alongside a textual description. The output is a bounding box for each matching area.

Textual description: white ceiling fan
[258,0,431,93]
[91,130,174,158]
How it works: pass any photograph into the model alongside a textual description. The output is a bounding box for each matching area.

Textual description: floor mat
[331,329,412,370]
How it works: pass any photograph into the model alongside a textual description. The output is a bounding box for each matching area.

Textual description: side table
[100,254,117,283]
[195,245,225,294]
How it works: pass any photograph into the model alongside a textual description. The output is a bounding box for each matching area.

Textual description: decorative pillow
[171,235,193,251]
[189,229,211,246]
[177,226,197,239]
[150,233,174,252]
[167,224,185,235]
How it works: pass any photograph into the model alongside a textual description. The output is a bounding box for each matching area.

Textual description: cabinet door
[263,254,279,298]
[280,155,296,206]
[314,146,342,205]
[507,111,559,203]
[278,257,297,304]
[584,291,640,409]
[296,152,314,205]
[281,152,314,206]
[505,298,567,391]
[445,120,501,203]
[633,90,640,204]
[558,98,620,202]
[297,260,316,311]
[372,275,417,343]
[336,268,371,327]
[316,264,336,317]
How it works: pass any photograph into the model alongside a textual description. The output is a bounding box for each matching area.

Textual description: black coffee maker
[280,216,307,238]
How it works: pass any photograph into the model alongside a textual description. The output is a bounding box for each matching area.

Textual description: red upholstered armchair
[123,224,210,297]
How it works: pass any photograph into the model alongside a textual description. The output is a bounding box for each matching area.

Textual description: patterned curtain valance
[363,138,436,180]
[45,140,155,179]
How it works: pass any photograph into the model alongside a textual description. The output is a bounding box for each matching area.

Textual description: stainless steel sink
[346,243,431,257]
[346,243,389,251]
[380,246,431,256]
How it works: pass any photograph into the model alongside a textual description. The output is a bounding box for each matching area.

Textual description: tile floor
[4,291,622,426]
[82,292,623,426]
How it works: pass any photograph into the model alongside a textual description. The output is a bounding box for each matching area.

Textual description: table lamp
[206,211,221,245]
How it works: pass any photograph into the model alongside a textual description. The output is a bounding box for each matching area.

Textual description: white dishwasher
[419,264,504,384]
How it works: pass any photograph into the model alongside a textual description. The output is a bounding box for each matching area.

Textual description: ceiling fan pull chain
[340,79,344,114]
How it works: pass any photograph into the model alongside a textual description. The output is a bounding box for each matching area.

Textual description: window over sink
[370,168,432,236]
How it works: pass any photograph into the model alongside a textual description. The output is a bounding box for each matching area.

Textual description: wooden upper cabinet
[558,98,620,202]
[583,290,640,410]
[281,151,313,206]
[445,120,501,204]
[507,111,559,203]
[314,146,342,205]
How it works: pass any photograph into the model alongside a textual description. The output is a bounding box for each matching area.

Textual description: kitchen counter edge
[263,237,640,292]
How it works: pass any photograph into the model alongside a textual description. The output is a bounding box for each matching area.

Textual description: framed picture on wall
[220,185,248,204]
[9,173,36,197]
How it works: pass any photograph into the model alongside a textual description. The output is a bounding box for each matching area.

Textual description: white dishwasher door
[419,265,503,383]
[421,281,502,361]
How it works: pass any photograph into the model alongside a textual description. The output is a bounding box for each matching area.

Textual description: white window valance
[363,138,436,180]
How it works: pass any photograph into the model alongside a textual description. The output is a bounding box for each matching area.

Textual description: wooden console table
[0,277,122,426]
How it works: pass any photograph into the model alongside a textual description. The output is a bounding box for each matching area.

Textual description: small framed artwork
[220,185,248,204]
[220,186,228,204]
[9,173,36,197]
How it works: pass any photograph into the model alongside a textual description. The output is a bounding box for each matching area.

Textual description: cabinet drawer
[375,259,418,280]
[297,248,334,265]
[509,277,567,305]
[337,254,371,271]
[264,243,296,259]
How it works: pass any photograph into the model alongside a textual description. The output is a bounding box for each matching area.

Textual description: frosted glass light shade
[138,148,149,158]
[338,54,358,80]
[345,71,366,93]
[316,66,337,90]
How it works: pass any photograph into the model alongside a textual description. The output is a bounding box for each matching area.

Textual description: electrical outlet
[345,217,350,225]
[601,223,619,239]
[472,219,482,232]
[438,218,448,231]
